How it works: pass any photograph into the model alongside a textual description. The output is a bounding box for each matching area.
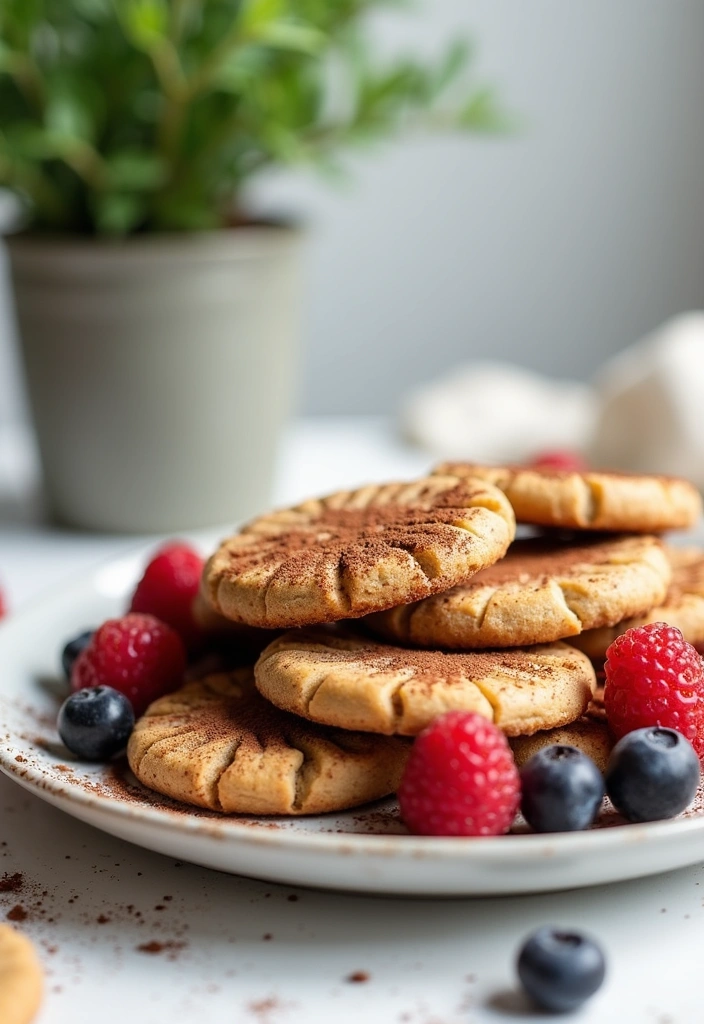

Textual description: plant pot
[6,228,302,533]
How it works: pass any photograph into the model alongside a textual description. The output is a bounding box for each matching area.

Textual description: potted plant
[0,0,502,532]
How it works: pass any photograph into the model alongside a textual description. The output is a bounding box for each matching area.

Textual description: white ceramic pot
[6,228,302,532]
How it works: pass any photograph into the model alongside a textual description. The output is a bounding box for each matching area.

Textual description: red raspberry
[129,542,204,650]
[71,613,186,716]
[529,450,587,472]
[604,622,704,758]
[398,711,520,836]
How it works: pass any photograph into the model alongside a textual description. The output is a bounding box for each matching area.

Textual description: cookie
[572,546,704,661]
[202,476,515,629]
[510,717,614,774]
[127,670,409,815]
[433,462,701,532]
[254,628,596,737]
[0,925,43,1024]
[365,535,670,649]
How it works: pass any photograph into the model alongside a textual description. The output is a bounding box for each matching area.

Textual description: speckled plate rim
[3,744,704,858]
[1,545,704,894]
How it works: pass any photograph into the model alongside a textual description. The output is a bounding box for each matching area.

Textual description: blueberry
[57,686,135,761]
[61,630,94,679]
[519,745,605,832]
[605,727,700,823]
[517,927,606,1013]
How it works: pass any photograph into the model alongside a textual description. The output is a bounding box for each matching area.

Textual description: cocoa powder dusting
[136,940,186,957]
[248,996,284,1023]
[448,535,651,589]
[277,628,569,683]
[211,479,506,623]
[347,971,370,983]
[0,872,23,893]
[7,904,27,921]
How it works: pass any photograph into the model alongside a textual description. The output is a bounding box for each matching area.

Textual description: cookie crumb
[346,971,370,983]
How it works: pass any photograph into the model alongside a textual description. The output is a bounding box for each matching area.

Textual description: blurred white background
[1,0,703,419]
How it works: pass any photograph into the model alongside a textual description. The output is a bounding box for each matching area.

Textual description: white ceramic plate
[2,550,704,897]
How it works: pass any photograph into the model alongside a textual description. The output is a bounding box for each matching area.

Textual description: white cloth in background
[590,313,704,487]
[401,362,597,463]
[402,313,704,489]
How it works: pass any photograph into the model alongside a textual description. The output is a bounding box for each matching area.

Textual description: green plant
[0,0,504,235]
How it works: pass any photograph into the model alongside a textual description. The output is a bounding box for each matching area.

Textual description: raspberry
[398,711,520,836]
[529,450,587,472]
[71,613,186,716]
[129,542,204,650]
[604,622,704,758]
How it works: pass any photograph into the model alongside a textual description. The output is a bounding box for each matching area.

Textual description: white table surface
[1,417,703,1024]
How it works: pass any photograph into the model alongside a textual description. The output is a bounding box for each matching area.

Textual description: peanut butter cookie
[510,717,614,774]
[572,546,704,661]
[202,476,515,628]
[0,925,43,1024]
[254,629,596,737]
[365,535,671,649]
[127,670,409,815]
[433,462,701,532]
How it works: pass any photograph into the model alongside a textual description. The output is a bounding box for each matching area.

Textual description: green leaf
[3,123,57,160]
[105,150,165,190]
[119,0,168,50]
[262,123,312,163]
[459,87,511,132]
[253,21,326,54]
[152,194,221,231]
[92,192,146,234]
[3,0,43,40]
[239,0,285,33]
[0,0,508,234]
[0,42,15,73]
[71,0,113,19]
[44,72,104,142]
[432,39,472,98]
[45,94,90,139]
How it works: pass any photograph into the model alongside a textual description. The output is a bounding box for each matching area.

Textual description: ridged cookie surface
[433,462,701,532]
[0,925,43,1024]
[127,671,409,815]
[364,535,671,649]
[202,476,515,628]
[254,629,596,737]
[572,546,704,660]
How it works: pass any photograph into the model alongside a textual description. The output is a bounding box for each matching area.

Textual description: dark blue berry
[605,727,700,823]
[61,630,94,679]
[57,686,135,761]
[519,745,605,832]
[517,927,606,1013]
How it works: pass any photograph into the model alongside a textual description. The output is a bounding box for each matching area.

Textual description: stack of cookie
[128,467,703,816]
